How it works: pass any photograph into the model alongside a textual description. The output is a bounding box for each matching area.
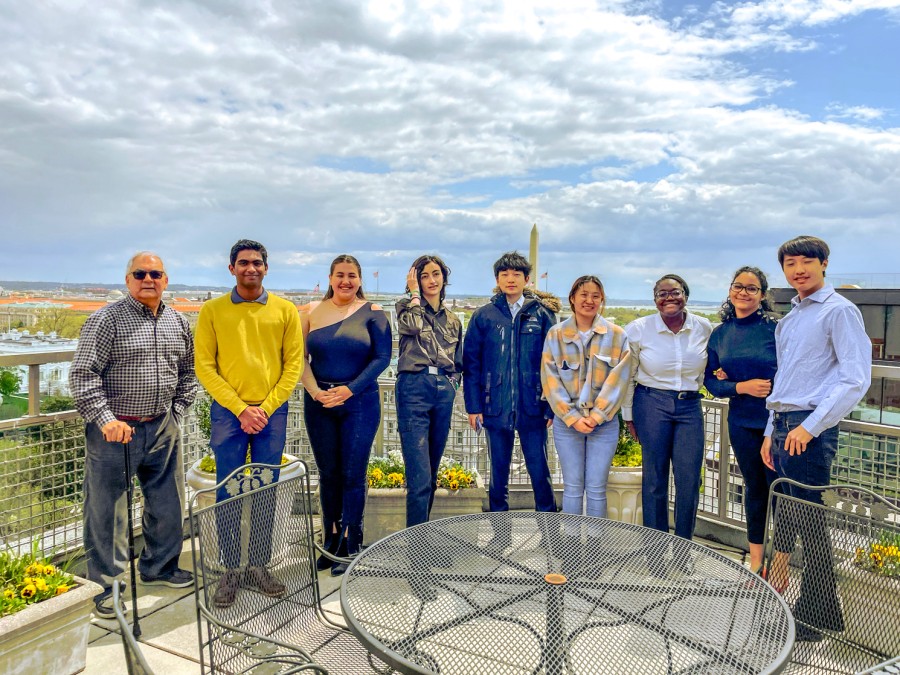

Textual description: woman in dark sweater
[704,266,777,573]
[301,254,392,575]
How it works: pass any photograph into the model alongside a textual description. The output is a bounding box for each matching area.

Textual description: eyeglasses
[654,289,684,300]
[131,270,165,280]
[730,283,761,295]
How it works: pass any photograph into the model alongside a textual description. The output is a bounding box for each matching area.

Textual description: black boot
[316,529,340,572]
[331,525,362,577]
[330,535,351,576]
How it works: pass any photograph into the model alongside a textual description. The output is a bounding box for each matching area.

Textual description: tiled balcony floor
[84,532,751,674]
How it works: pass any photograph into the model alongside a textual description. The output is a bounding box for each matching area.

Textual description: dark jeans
[396,372,456,527]
[771,410,843,631]
[728,421,776,545]
[210,401,287,569]
[83,411,184,597]
[304,388,380,552]
[633,385,704,540]
[485,416,556,512]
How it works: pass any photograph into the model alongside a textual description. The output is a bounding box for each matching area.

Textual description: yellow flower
[21,584,36,599]
[371,468,384,481]
[35,578,49,593]
[55,585,70,596]
[43,564,56,576]
[3,589,14,599]
[449,480,459,490]
[25,564,40,576]
[387,472,404,487]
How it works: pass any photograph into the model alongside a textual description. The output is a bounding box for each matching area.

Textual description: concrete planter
[606,466,643,525]
[0,575,102,675]
[842,562,900,656]
[363,479,487,545]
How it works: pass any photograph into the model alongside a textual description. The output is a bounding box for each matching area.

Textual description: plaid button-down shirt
[70,294,196,426]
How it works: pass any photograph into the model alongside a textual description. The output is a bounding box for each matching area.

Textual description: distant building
[0,329,78,397]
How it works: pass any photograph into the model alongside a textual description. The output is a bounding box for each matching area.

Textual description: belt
[773,410,812,419]
[317,380,350,390]
[637,384,701,400]
[116,414,162,423]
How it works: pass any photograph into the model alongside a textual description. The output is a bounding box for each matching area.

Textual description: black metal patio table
[341,511,794,674]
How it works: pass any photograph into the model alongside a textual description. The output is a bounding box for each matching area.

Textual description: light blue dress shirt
[765,285,871,437]
[508,296,524,320]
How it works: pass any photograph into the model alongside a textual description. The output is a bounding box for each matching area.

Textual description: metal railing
[2,362,899,560]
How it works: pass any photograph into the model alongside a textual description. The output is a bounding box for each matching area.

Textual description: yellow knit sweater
[194,292,304,417]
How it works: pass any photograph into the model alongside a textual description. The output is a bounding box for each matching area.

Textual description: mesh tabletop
[341,512,794,675]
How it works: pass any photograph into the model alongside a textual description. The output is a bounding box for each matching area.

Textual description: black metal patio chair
[763,478,900,674]
[188,459,390,674]
[113,582,154,675]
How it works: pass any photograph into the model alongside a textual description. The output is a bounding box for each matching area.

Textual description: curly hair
[718,266,776,323]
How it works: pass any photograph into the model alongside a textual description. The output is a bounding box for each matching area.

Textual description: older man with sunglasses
[70,251,197,618]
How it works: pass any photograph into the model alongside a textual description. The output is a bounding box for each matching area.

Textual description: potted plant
[0,543,102,675]
[363,450,485,544]
[606,416,643,525]
[844,530,900,654]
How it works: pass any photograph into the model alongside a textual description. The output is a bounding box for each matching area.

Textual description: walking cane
[123,441,142,638]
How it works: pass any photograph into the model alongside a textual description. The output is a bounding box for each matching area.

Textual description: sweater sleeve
[703,326,738,400]
[346,308,392,394]
[194,303,246,416]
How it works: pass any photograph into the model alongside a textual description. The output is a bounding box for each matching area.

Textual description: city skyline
[3,1,899,299]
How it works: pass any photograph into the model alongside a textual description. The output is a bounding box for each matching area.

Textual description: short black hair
[493,251,531,279]
[230,239,268,267]
[653,273,690,299]
[777,235,829,267]
[408,254,451,304]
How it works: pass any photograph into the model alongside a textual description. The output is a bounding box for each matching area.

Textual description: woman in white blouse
[622,274,712,552]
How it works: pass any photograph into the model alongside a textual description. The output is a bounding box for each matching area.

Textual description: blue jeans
[304,388,380,553]
[771,410,843,630]
[396,372,456,527]
[485,417,556,512]
[633,385,704,540]
[210,401,288,569]
[728,421,776,545]
[83,411,184,597]
[553,416,618,517]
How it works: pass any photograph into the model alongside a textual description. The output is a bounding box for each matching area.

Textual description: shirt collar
[653,311,693,334]
[231,287,269,305]
[125,293,165,317]
[790,283,834,307]
[508,296,524,312]
[561,314,609,342]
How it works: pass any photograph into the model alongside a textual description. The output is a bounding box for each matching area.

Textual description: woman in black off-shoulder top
[300,254,392,575]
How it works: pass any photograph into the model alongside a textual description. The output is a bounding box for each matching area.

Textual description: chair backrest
[188,460,325,674]
[763,478,900,673]
[113,583,154,675]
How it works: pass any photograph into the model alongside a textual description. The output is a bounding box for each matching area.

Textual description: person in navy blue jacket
[704,266,778,573]
[463,251,560,514]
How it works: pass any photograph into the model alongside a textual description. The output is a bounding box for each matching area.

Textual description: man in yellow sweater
[194,239,304,609]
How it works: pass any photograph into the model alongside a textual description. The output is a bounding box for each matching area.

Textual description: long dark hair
[719,266,775,322]
[407,254,451,305]
[323,254,366,300]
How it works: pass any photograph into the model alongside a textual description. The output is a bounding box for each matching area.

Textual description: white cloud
[1,0,898,299]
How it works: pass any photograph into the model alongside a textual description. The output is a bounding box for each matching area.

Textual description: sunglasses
[131,270,166,280]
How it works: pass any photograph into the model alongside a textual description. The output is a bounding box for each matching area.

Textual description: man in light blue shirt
[761,235,871,641]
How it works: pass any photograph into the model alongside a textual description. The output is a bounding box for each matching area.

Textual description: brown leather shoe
[246,567,286,598]
[213,570,240,608]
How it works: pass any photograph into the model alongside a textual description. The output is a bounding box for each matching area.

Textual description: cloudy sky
[3,0,899,301]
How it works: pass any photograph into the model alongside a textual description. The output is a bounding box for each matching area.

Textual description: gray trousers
[83,411,184,598]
